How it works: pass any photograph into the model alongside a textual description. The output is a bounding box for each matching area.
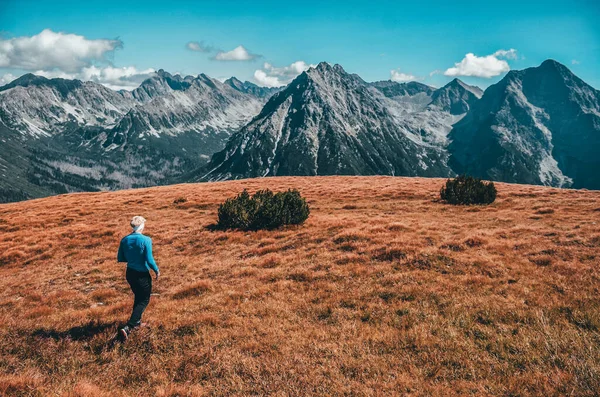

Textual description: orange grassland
[0,176,599,396]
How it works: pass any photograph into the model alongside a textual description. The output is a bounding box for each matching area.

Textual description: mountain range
[1,59,599,202]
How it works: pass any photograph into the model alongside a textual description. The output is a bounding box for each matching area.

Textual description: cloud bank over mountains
[0,29,121,72]
[444,49,518,78]
[390,69,418,82]
[0,29,522,90]
[0,29,154,90]
[253,61,316,87]
[34,66,156,91]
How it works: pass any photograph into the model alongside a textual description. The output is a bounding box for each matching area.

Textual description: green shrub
[217,189,310,230]
[440,175,497,205]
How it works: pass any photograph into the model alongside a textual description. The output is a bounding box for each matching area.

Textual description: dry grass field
[0,176,599,396]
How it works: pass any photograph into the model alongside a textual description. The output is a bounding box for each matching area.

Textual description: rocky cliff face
[448,60,600,189]
[428,78,483,115]
[224,77,282,99]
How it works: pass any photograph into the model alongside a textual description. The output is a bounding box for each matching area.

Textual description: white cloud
[0,29,122,72]
[0,73,16,86]
[253,61,315,87]
[0,29,155,90]
[493,49,518,60]
[444,49,517,78]
[186,41,213,53]
[34,66,155,91]
[572,59,580,65]
[82,66,155,90]
[253,70,281,87]
[390,69,418,82]
[214,45,260,61]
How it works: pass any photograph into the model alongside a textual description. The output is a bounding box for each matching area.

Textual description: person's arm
[117,239,127,263]
[145,238,159,275]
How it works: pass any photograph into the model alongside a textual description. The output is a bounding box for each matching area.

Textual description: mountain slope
[449,59,600,189]
[199,63,454,181]
[101,72,263,150]
[0,74,135,137]
[224,77,282,99]
[370,80,436,112]
[370,80,435,98]
[0,70,270,199]
[428,78,483,115]
[0,121,51,202]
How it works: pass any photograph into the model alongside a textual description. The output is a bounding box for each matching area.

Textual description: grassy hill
[0,176,599,396]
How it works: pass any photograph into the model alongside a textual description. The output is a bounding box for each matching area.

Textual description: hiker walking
[117,216,160,340]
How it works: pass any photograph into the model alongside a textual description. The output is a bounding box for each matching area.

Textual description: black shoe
[119,326,130,341]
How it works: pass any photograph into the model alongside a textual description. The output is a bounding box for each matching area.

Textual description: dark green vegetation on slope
[217,188,310,230]
[440,175,497,205]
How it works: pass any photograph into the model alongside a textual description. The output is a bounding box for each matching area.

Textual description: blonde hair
[130,216,146,229]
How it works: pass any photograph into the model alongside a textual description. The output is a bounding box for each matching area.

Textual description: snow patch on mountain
[47,161,107,180]
[263,96,293,176]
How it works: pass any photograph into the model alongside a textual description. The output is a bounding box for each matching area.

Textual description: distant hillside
[0,176,599,395]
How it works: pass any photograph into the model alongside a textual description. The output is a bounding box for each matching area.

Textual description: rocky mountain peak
[301,61,365,94]
[446,78,483,97]
[199,58,453,182]
[539,59,566,71]
[224,76,244,90]
[0,73,86,96]
[225,77,282,99]
[427,78,482,114]
[302,62,351,85]
[314,61,333,73]
[0,73,48,91]
[195,73,218,89]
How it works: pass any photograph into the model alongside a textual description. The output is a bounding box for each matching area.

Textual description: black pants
[126,268,152,328]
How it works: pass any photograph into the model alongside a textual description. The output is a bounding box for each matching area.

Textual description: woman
[117,216,160,340]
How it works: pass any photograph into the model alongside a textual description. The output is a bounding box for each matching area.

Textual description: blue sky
[0,0,598,90]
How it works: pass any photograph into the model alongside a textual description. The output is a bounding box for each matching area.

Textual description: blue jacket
[117,233,159,273]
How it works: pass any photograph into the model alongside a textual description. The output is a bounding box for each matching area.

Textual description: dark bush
[440,175,497,205]
[217,189,310,230]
